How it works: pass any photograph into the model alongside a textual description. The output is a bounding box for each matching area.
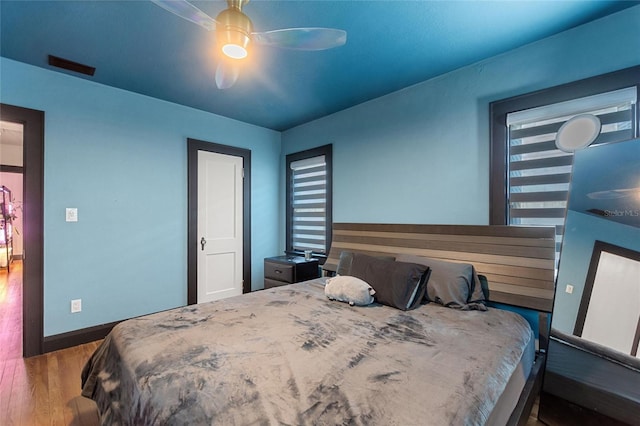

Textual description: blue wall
[1,5,639,337]
[281,6,640,245]
[0,58,281,336]
[553,210,640,334]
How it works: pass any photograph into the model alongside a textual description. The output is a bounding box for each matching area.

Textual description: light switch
[565,284,574,294]
[71,299,82,313]
[66,208,78,222]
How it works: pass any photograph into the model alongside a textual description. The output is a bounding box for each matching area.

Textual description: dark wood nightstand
[264,256,320,289]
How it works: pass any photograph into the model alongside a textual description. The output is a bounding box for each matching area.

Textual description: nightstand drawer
[264,262,294,283]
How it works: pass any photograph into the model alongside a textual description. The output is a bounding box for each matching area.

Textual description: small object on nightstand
[264,255,320,289]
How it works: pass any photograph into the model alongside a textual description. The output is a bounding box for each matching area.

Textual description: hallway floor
[0,261,101,425]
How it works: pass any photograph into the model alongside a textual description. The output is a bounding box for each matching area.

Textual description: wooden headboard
[323,223,556,313]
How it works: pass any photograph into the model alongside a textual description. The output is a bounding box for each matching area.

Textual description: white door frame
[187,139,251,304]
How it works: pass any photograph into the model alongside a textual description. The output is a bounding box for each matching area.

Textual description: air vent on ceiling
[48,55,96,76]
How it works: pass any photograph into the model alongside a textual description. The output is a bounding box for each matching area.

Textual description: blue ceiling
[1,0,637,131]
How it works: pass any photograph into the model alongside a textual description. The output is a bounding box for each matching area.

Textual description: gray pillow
[349,253,429,311]
[336,251,395,276]
[395,254,487,311]
[477,274,490,300]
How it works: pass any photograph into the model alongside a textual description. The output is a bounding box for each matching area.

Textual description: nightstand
[264,256,320,289]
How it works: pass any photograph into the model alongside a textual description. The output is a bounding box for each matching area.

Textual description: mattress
[486,327,534,425]
[82,278,534,425]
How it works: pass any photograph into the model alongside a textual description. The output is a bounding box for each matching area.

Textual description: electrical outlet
[71,299,82,313]
[565,284,574,294]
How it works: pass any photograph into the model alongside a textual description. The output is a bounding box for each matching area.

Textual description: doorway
[0,104,45,357]
[187,138,251,304]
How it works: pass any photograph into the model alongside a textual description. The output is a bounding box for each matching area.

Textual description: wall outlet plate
[71,299,82,313]
[565,284,574,294]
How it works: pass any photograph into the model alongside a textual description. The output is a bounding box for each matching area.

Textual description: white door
[581,251,640,356]
[197,150,244,303]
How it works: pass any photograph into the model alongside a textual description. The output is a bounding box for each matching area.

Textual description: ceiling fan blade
[215,61,240,90]
[150,0,217,31]
[252,28,346,50]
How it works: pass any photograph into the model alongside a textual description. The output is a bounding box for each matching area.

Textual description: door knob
[200,237,206,251]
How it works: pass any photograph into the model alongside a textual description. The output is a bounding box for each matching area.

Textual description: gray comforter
[81,278,533,425]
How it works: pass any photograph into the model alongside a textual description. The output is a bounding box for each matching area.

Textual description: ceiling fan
[151,0,347,89]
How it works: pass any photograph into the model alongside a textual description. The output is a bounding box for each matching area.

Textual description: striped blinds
[507,87,637,260]
[290,155,328,254]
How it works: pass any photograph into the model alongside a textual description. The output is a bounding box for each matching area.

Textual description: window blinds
[290,155,328,254]
[507,87,637,257]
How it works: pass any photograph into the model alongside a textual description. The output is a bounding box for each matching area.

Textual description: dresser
[264,256,320,289]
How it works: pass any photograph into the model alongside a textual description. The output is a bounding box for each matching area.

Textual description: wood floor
[0,261,101,425]
[1,260,549,425]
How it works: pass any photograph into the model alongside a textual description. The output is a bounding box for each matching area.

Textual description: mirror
[551,137,640,359]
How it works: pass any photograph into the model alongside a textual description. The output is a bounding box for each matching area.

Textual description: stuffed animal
[325,276,376,306]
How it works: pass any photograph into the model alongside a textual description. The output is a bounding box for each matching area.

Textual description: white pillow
[325,276,376,306]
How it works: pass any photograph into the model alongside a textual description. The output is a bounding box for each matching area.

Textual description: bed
[81,223,556,425]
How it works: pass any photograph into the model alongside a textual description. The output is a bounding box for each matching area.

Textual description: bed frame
[321,223,556,425]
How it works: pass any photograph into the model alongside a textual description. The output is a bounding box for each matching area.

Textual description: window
[286,144,332,257]
[490,66,640,262]
[508,88,636,255]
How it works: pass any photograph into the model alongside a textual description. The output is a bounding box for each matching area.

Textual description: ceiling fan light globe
[555,114,601,153]
[222,44,248,59]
